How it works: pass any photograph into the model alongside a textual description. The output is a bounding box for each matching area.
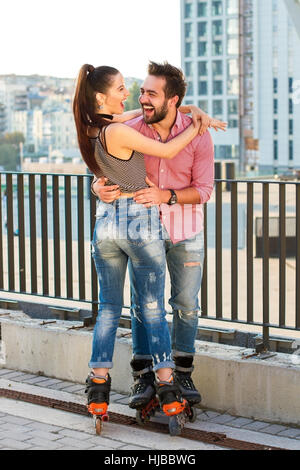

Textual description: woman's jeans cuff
[152,360,175,372]
[88,361,113,369]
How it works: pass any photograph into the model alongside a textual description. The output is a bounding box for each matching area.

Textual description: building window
[212,20,223,36]
[273,140,278,161]
[289,98,293,114]
[213,100,223,115]
[198,81,208,95]
[212,60,223,76]
[273,119,278,135]
[227,38,239,55]
[273,78,278,94]
[228,99,238,115]
[228,119,238,128]
[226,0,239,15]
[185,61,193,77]
[198,100,208,113]
[185,22,193,39]
[228,59,239,77]
[227,18,239,35]
[213,80,223,95]
[198,41,207,56]
[198,1,208,17]
[212,40,223,56]
[212,0,223,15]
[185,42,193,57]
[198,21,207,37]
[184,2,193,18]
[289,77,293,93]
[289,140,293,160]
[186,80,194,96]
[227,78,239,95]
[198,61,208,76]
[289,119,293,135]
[273,99,278,114]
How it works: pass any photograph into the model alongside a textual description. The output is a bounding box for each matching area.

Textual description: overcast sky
[0,0,181,80]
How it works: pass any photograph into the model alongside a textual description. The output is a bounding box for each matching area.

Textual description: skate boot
[155,373,187,436]
[128,358,156,410]
[85,372,111,435]
[173,355,201,406]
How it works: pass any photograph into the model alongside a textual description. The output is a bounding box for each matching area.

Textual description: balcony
[0,170,299,351]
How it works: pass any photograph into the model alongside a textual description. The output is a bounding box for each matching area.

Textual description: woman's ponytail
[73,64,119,175]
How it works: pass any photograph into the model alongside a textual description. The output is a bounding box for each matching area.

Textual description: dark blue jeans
[89,199,174,371]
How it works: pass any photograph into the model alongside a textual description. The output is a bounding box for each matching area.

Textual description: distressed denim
[89,199,174,371]
[131,228,204,356]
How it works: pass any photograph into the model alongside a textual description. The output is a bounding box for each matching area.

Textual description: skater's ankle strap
[132,366,153,377]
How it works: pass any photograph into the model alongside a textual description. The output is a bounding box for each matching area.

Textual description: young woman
[73,63,214,421]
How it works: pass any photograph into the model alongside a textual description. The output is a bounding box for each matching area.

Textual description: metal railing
[0,171,299,349]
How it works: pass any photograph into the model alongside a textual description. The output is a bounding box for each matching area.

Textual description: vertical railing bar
[231,181,238,320]
[29,174,37,293]
[215,181,222,318]
[0,174,3,289]
[247,182,254,323]
[64,175,73,299]
[279,184,286,327]
[200,202,208,316]
[40,174,49,295]
[52,175,61,298]
[17,173,26,292]
[90,178,98,323]
[6,173,15,291]
[262,183,270,349]
[77,176,86,300]
[296,184,300,329]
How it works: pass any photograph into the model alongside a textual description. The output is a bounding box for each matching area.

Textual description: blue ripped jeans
[89,199,174,372]
[131,229,204,358]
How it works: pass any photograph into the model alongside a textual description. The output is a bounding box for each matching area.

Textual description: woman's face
[99,72,130,114]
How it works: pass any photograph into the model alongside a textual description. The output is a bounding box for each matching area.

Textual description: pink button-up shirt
[126,111,214,243]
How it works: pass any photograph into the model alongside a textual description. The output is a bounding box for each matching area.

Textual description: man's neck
[151,108,177,141]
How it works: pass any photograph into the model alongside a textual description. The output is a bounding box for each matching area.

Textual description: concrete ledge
[1,311,300,426]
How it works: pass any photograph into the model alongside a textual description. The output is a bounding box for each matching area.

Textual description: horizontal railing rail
[0,171,299,348]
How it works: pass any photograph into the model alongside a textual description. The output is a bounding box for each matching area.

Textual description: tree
[0,131,25,146]
[125,81,141,111]
[0,143,19,170]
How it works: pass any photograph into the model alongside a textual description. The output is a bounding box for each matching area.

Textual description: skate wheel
[188,406,197,423]
[95,416,102,435]
[136,410,145,426]
[168,415,181,436]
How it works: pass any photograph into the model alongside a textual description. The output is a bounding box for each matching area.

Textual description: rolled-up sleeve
[190,130,214,204]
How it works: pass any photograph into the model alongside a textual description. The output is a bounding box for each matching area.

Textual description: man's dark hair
[148,61,187,108]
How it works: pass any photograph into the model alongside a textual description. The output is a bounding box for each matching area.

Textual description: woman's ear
[95,92,105,109]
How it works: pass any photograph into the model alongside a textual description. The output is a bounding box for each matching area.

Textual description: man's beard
[142,100,169,124]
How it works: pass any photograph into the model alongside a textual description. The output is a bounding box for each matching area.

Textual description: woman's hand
[189,105,227,135]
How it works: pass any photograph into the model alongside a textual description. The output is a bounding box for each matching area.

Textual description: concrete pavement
[0,368,300,451]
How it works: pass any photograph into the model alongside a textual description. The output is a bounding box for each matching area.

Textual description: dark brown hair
[148,61,187,108]
[73,64,119,174]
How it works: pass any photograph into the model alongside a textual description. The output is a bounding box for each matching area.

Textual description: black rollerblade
[173,355,201,423]
[85,372,111,435]
[155,374,188,436]
[129,358,156,410]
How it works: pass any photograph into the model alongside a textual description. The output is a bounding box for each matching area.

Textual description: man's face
[139,75,170,124]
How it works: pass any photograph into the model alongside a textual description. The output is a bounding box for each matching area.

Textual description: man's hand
[134,177,167,207]
[92,177,121,203]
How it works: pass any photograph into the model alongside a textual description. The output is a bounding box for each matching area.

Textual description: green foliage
[0,132,24,170]
[0,143,19,170]
[0,131,25,146]
[125,81,141,111]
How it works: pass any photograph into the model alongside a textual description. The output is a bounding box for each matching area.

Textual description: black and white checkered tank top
[90,126,148,193]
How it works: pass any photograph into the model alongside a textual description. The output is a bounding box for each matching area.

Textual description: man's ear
[169,95,179,108]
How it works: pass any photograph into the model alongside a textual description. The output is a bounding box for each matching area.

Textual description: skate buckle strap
[175,365,194,373]
[132,366,152,378]
[163,399,187,416]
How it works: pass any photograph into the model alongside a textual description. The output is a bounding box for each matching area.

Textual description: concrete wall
[1,313,300,426]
